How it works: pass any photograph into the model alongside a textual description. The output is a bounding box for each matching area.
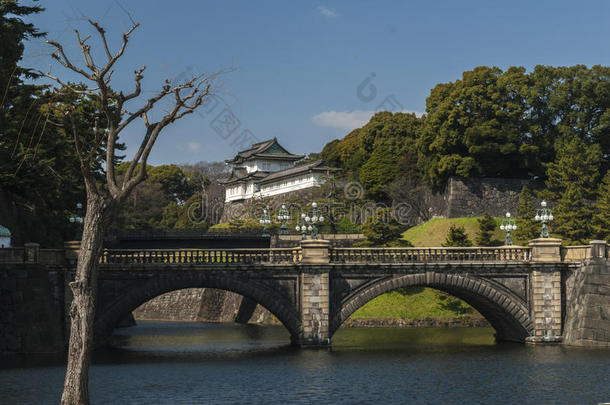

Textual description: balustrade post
[300,239,330,264]
[529,238,562,262]
[589,240,608,261]
[63,241,80,266]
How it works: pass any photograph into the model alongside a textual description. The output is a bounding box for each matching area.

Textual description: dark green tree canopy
[443,225,472,247]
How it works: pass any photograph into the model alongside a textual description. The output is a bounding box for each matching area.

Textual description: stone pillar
[300,239,330,264]
[590,240,608,261]
[527,238,563,343]
[297,270,330,347]
[23,242,40,263]
[296,239,330,347]
[529,238,562,262]
[528,269,563,343]
[63,241,80,266]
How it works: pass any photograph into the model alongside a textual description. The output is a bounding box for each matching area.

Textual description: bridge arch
[93,272,302,345]
[331,272,534,342]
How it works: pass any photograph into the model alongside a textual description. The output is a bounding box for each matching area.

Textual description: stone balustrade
[101,247,302,265]
[330,246,531,264]
[1,239,607,266]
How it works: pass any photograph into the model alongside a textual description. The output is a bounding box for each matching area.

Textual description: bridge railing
[329,246,531,264]
[100,248,302,265]
[560,245,591,262]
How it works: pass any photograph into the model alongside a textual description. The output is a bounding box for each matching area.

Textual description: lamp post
[69,202,84,240]
[296,213,308,240]
[534,200,554,238]
[259,208,271,237]
[295,202,325,240]
[500,211,517,246]
[277,204,290,235]
[309,202,324,239]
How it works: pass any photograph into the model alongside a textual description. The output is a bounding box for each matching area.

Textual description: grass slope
[351,217,507,324]
[402,216,507,247]
[350,287,484,322]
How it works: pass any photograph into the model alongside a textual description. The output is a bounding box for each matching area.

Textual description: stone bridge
[1,238,609,352]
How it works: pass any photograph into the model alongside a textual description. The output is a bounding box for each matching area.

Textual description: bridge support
[295,240,331,347]
[527,238,563,343]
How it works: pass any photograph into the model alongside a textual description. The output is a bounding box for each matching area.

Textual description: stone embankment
[564,249,610,347]
[132,288,279,325]
[342,318,489,328]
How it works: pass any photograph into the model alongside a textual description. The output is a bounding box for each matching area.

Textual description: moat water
[1,322,609,404]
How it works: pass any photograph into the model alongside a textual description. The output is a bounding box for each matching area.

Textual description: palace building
[222,138,339,202]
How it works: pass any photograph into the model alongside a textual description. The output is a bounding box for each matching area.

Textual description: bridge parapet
[101,247,302,265]
[329,246,531,264]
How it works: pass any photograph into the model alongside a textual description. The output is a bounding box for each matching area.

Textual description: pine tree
[592,171,610,241]
[476,212,496,246]
[514,186,539,244]
[443,225,472,247]
[544,137,602,244]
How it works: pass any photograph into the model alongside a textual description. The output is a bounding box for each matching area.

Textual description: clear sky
[22,0,610,165]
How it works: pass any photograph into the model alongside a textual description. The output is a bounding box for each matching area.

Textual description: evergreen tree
[545,137,602,244]
[475,212,496,246]
[514,186,539,244]
[592,171,610,241]
[361,207,407,246]
[443,225,472,247]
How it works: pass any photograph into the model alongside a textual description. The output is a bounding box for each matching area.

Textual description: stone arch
[331,272,533,342]
[94,272,301,346]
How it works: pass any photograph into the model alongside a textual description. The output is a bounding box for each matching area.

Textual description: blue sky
[22,0,610,165]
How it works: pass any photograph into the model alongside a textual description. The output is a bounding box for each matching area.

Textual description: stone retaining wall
[0,264,64,353]
[564,260,610,347]
[132,288,278,325]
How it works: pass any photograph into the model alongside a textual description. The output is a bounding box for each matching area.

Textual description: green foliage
[419,65,610,185]
[544,136,602,244]
[443,225,472,247]
[335,216,360,234]
[173,194,208,230]
[320,111,422,201]
[360,208,407,246]
[149,164,199,203]
[475,212,496,246]
[514,186,539,243]
[592,171,610,241]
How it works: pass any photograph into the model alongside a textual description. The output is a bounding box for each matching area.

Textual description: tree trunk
[61,191,106,405]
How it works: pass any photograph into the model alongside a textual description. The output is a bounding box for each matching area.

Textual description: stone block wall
[530,270,562,341]
[444,177,532,218]
[564,260,610,347]
[132,288,278,325]
[299,271,330,345]
[0,264,64,353]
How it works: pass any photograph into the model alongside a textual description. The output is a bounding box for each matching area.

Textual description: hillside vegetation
[402,217,507,247]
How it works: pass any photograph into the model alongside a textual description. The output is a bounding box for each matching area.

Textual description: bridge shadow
[93,273,302,348]
[330,273,533,343]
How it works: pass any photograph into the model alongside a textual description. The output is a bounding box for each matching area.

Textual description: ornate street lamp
[534,200,554,238]
[277,204,290,235]
[259,208,271,237]
[500,211,517,246]
[295,202,325,239]
[69,202,84,240]
[311,202,324,239]
[296,213,308,240]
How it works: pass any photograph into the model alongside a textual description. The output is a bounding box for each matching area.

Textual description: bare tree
[42,20,214,405]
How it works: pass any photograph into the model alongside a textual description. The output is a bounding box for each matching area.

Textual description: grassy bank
[349,287,485,324]
[349,217,505,325]
[401,216,506,247]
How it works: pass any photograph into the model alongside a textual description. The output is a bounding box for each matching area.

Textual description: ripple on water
[1,322,609,405]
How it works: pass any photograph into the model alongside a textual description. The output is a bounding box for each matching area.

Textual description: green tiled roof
[0,225,11,237]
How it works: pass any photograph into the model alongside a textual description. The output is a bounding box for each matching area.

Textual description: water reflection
[1,322,609,405]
